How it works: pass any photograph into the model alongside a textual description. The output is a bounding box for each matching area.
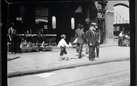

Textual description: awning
[7,0,96,3]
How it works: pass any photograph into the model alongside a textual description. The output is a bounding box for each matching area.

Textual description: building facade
[7,0,98,44]
[7,0,129,45]
[104,1,129,43]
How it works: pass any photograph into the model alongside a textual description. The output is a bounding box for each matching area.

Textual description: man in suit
[86,23,96,61]
[74,24,86,59]
[74,24,81,53]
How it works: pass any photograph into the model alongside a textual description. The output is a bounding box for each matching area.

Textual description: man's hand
[89,43,92,46]
[68,43,72,47]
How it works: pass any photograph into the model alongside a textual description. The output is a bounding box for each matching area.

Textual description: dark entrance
[50,2,97,43]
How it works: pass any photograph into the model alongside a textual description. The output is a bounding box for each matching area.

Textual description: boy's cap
[11,23,15,26]
[61,34,66,38]
[80,25,84,29]
[81,25,84,27]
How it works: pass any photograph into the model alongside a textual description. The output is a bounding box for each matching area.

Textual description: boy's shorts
[60,46,67,55]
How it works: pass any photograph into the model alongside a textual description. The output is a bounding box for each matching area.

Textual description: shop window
[52,16,56,29]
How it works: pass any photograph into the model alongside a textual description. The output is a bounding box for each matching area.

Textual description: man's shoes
[86,52,88,54]
[65,57,69,61]
[96,55,99,58]
[89,58,94,61]
[92,58,95,60]
[89,58,93,61]
[78,56,82,59]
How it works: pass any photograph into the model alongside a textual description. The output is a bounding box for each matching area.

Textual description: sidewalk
[7,39,130,78]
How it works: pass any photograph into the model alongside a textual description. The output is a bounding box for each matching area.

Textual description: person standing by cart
[8,23,17,54]
[118,30,124,47]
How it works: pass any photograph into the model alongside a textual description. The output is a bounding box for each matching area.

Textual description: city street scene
[7,0,130,86]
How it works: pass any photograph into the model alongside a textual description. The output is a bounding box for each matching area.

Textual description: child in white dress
[57,34,69,61]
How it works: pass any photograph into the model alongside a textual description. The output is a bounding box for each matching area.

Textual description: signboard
[35,18,48,24]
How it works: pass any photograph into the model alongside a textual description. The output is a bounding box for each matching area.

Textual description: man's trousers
[89,46,95,59]
[77,43,83,58]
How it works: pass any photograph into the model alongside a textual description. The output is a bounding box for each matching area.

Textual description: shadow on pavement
[8,56,21,61]
[70,57,78,60]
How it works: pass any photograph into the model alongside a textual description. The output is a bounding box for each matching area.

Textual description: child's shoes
[58,56,63,61]
[65,57,69,61]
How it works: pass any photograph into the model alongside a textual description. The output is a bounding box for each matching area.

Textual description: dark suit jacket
[86,29,96,46]
[74,28,85,44]
[95,30,100,43]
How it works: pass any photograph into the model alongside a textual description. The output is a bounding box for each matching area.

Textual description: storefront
[113,23,130,36]
[7,0,97,45]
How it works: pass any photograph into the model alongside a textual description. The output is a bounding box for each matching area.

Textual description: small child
[40,41,45,48]
[20,40,27,48]
[57,34,69,61]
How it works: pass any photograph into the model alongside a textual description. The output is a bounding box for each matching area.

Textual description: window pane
[52,16,56,29]
[71,17,75,29]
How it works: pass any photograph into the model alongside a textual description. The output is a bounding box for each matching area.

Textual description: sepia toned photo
[6,0,130,86]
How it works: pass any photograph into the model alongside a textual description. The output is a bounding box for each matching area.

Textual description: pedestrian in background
[118,30,124,47]
[86,23,96,61]
[123,32,130,47]
[73,24,86,59]
[85,18,91,54]
[94,25,100,58]
[57,34,69,61]
[20,39,28,49]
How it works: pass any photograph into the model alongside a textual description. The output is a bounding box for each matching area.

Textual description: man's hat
[81,25,84,28]
[91,22,96,26]
[90,22,97,27]
[89,23,94,27]
[77,23,81,28]
[11,23,14,25]
[85,18,90,22]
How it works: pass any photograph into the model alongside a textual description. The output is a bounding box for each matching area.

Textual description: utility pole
[96,0,108,44]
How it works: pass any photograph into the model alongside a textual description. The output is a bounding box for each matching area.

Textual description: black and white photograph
[5,0,131,86]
